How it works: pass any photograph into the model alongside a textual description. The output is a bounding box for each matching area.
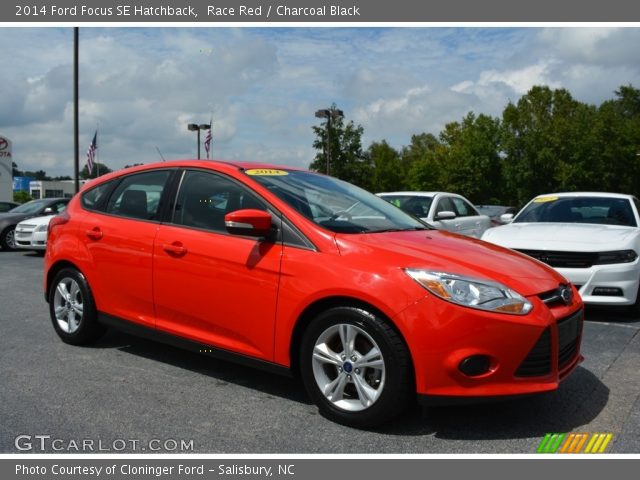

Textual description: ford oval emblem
[560,286,573,305]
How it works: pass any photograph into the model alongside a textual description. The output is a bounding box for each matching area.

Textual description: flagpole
[96,123,99,177]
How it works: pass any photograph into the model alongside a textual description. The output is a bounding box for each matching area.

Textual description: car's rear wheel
[0,226,16,250]
[49,268,106,345]
[299,306,412,427]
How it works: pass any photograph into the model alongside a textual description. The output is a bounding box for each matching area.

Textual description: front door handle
[162,242,187,257]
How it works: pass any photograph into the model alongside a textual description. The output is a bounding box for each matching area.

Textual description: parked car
[45,161,583,427]
[15,214,56,252]
[476,204,518,227]
[482,192,640,312]
[377,191,491,238]
[0,201,19,213]
[0,198,69,250]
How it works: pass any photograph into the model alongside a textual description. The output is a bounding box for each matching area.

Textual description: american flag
[86,131,97,174]
[204,125,212,159]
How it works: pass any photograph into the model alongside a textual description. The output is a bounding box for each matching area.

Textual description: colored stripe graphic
[538,433,612,453]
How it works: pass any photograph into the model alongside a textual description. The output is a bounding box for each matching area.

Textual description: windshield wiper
[367,226,429,233]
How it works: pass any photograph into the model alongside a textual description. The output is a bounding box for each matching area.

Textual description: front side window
[246,169,427,234]
[105,171,171,220]
[435,197,456,215]
[451,197,478,217]
[173,170,266,233]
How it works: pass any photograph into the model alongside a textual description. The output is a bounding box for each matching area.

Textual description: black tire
[299,306,413,428]
[49,268,106,345]
[0,226,16,250]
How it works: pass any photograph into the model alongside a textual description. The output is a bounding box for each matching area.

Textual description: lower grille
[557,310,583,370]
[515,309,583,377]
[515,328,551,377]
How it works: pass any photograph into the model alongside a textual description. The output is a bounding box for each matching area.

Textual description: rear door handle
[162,242,187,257]
[86,227,103,240]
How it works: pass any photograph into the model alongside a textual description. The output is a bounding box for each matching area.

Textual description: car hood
[0,213,29,224]
[482,223,638,251]
[17,214,55,226]
[335,230,565,297]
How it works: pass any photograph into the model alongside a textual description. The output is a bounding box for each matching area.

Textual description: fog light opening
[592,287,623,297]
[458,355,491,377]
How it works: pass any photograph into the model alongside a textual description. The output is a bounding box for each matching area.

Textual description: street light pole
[187,123,211,160]
[315,107,344,175]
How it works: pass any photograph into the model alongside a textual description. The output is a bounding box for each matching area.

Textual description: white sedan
[377,191,491,238]
[14,214,55,252]
[482,192,640,311]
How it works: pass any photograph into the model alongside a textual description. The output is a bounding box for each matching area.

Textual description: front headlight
[34,224,48,233]
[405,269,533,315]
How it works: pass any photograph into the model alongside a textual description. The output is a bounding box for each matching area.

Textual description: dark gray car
[0,198,69,250]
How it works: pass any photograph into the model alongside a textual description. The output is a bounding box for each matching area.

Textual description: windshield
[246,169,428,233]
[8,199,50,215]
[514,196,637,227]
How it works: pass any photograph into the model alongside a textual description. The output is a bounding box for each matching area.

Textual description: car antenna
[155,146,166,162]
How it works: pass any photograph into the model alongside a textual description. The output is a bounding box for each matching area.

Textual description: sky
[1,27,640,177]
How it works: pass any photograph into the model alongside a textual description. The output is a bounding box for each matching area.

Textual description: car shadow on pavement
[89,329,608,439]
[89,329,312,405]
[377,366,608,438]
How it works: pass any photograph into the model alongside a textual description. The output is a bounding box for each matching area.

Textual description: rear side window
[105,171,171,220]
[81,180,116,211]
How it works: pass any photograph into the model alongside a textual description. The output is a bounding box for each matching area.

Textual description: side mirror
[500,213,514,224]
[43,207,54,214]
[224,209,272,237]
[435,210,456,221]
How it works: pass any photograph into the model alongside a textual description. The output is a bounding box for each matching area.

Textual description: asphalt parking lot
[1,250,639,454]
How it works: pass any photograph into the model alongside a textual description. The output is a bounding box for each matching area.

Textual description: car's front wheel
[49,268,106,345]
[299,306,413,427]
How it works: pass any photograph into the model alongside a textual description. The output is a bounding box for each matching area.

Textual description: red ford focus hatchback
[44,160,584,427]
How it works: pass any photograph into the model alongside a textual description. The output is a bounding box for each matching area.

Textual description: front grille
[515,310,583,377]
[538,284,573,307]
[516,249,597,268]
[557,310,583,370]
[515,328,551,377]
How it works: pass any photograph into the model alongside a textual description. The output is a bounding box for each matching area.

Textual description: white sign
[0,136,13,202]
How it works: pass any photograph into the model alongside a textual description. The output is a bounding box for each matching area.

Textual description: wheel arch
[45,260,84,302]
[288,295,415,383]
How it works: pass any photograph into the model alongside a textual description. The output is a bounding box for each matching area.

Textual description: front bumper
[15,230,47,250]
[557,261,640,306]
[394,288,584,398]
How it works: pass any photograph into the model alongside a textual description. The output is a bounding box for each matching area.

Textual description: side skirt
[98,313,292,378]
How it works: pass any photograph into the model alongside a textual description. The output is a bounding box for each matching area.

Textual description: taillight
[48,210,70,236]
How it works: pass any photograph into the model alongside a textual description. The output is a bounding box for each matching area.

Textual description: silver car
[378,191,491,238]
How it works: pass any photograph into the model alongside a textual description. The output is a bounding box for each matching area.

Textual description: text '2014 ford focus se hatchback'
[45,161,584,427]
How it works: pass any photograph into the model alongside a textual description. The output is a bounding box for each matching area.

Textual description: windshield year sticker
[533,196,558,203]
[245,169,288,176]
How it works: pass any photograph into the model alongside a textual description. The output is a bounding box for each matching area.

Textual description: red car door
[77,169,172,327]
[152,169,282,360]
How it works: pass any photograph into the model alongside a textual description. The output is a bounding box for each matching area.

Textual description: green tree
[13,190,32,203]
[366,141,403,192]
[80,162,113,179]
[501,86,601,204]
[402,133,446,191]
[438,112,503,203]
[309,105,372,188]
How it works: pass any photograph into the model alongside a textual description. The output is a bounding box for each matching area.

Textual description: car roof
[377,191,441,197]
[80,160,307,191]
[534,192,635,200]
